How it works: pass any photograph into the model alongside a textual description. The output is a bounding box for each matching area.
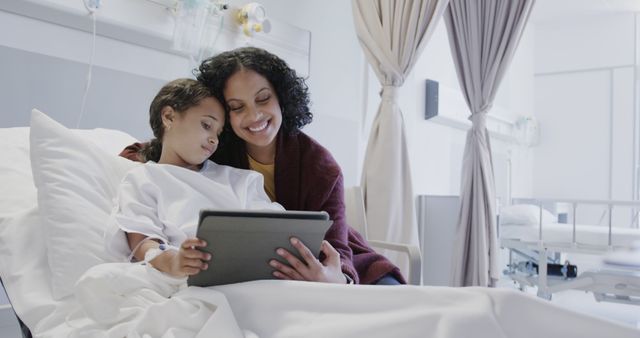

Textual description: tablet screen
[187,210,332,287]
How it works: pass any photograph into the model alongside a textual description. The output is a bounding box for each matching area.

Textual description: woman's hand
[269,238,347,284]
[153,238,211,277]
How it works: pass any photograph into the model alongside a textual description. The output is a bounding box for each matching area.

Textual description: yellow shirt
[247,155,276,202]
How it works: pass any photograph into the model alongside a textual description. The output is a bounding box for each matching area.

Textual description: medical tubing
[77,9,97,128]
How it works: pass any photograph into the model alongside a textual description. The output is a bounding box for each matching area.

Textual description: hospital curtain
[351,0,449,274]
[445,0,535,287]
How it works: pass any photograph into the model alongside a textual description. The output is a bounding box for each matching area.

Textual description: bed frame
[501,198,640,305]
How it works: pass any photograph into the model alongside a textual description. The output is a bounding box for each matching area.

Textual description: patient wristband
[143,243,178,266]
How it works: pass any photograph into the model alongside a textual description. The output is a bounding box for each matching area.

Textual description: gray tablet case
[187,210,333,287]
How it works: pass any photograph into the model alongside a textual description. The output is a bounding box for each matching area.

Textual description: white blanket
[66,263,639,338]
[69,263,244,338]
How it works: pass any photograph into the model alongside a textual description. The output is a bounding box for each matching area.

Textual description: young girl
[106,79,284,277]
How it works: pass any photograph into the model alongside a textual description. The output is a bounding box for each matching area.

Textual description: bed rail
[509,198,640,248]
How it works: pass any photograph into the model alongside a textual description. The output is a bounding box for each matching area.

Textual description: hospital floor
[497,252,640,330]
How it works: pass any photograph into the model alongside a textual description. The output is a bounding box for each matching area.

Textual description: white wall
[533,13,637,224]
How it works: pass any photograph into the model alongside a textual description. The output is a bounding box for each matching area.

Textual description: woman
[197,47,404,285]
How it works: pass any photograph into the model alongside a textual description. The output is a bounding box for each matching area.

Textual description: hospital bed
[500,199,640,304]
[0,111,638,338]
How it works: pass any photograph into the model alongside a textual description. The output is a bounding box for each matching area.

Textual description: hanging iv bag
[173,0,210,55]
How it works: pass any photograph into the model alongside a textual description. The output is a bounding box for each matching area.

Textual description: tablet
[187,209,333,287]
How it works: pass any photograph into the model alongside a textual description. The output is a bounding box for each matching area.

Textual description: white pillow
[0,126,137,221]
[29,109,140,299]
[0,127,37,220]
[75,128,139,156]
[500,204,556,226]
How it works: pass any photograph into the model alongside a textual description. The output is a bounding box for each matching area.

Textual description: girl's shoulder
[121,161,151,178]
[201,160,259,180]
[126,160,250,180]
[114,162,160,195]
[122,161,194,182]
[118,161,162,185]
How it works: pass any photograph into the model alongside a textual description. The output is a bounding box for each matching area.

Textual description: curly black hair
[195,47,312,134]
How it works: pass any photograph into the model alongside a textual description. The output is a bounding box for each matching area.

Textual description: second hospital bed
[499,199,640,304]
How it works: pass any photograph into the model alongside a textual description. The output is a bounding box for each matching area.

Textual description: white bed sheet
[0,207,77,335]
[0,127,64,332]
[214,280,639,338]
[500,222,640,247]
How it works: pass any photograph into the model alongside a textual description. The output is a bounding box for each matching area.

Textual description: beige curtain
[445,0,535,286]
[352,0,449,273]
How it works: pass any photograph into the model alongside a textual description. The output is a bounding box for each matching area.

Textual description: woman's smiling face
[224,69,282,154]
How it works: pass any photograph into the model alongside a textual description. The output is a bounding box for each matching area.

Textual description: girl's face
[160,97,225,170]
[224,69,282,154]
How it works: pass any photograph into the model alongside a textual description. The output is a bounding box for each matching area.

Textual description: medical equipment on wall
[235,2,271,37]
[172,0,228,63]
[514,116,540,147]
[82,0,100,12]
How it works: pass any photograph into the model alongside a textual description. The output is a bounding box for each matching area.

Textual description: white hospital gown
[105,160,283,259]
